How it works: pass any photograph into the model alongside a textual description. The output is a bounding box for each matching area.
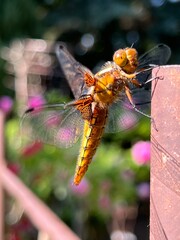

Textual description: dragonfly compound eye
[113,49,128,67]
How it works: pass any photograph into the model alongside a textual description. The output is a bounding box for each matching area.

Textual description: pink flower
[56,127,76,147]
[0,96,13,114]
[137,182,150,199]
[69,178,90,196]
[118,112,138,130]
[28,95,45,109]
[7,163,20,175]
[21,141,43,157]
[131,141,150,165]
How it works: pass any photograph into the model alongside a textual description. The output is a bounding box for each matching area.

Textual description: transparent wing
[138,44,171,69]
[105,85,151,133]
[21,104,84,148]
[131,84,152,106]
[55,43,93,99]
[105,102,137,133]
[132,44,171,88]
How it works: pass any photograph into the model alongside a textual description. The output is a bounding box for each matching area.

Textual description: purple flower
[137,182,150,199]
[28,95,45,109]
[131,141,150,165]
[69,178,90,196]
[0,96,13,114]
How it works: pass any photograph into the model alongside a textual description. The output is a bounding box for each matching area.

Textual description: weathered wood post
[150,66,180,239]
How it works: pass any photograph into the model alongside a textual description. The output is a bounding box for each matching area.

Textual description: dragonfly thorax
[93,68,125,105]
[92,61,136,106]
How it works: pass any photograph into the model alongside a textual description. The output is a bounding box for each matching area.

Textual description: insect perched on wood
[22,43,171,185]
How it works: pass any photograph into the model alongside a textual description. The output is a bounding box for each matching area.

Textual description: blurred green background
[0,0,179,239]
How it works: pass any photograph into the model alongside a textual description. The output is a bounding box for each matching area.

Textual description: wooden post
[150,66,180,239]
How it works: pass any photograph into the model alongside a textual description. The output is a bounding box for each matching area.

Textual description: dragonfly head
[113,47,138,73]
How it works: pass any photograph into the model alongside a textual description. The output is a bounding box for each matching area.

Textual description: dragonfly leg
[144,75,164,84]
[131,78,142,87]
[125,85,158,131]
[133,106,158,131]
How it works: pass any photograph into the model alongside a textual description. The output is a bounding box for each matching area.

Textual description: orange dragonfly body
[71,50,141,185]
[23,43,171,185]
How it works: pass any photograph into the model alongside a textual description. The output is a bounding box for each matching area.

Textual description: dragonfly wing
[105,98,139,133]
[105,86,151,133]
[55,43,92,99]
[130,85,151,107]
[134,44,171,91]
[138,44,171,69]
[21,104,84,148]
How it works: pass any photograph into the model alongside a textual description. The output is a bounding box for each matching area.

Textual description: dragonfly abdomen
[74,105,108,185]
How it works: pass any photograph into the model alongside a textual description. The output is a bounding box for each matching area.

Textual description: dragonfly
[22,43,171,185]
